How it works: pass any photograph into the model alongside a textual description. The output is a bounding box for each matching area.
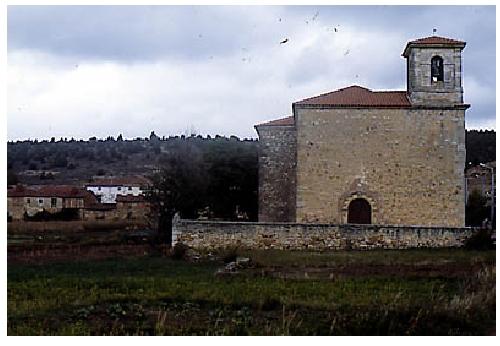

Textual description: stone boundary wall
[173,219,475,251]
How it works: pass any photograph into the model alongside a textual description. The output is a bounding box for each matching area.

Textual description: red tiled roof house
[7,185,92,220]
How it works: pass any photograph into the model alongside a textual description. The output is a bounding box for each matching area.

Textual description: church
[255,36,469,227]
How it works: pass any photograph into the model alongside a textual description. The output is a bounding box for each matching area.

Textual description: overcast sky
[7,5,496,141]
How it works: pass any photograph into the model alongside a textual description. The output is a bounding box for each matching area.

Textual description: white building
[85,176,151,204]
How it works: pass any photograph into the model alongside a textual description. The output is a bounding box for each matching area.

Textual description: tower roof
[402,35,466,57]
[293,85,411,108]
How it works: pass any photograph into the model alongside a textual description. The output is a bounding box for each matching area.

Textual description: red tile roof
[402,36,465,56]
[294,85,411,108]
[255,116,295,127]
[7,185,88,198]
[87,176,151,187]
[407,36,465,45]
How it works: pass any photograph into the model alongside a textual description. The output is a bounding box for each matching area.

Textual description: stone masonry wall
[294,106,466,227]
[173,219,474,251]
[407,47,463,105]
[256,125,296,222]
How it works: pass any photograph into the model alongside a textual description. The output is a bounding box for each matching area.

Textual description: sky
[7,5,496,141]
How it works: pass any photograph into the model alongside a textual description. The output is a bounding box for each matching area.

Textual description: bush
[464,229,495,251]
[7,170,18,186]
[23,208,80,222]
[219,246,240,263]
[465,190,489,227]
[171,243,189,260]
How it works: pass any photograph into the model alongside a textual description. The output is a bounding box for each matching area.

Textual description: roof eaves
[293,103,411,109]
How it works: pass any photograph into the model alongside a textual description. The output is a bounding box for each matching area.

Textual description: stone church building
[255,36,469,227]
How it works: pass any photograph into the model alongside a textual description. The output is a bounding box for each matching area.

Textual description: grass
[8,248,496,335]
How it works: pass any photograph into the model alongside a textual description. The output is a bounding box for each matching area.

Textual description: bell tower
[402,36,466,106]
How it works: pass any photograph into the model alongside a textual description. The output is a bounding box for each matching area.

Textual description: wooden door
[347,198,371,224]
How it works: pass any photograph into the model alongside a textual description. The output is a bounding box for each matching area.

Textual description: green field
[8,248,496,335]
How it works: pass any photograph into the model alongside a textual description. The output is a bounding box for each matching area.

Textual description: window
[51,197,57,208]
[27,198,31,204]
[98,186,101,191]
[38,198,44,206]
[431,56,444,82]
[128,186,132,191]
[117,186,122,191]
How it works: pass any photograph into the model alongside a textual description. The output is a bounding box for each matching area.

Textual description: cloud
[7,6,496,140]
[8,6,285,62]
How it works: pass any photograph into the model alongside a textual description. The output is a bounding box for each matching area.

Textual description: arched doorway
[347,198,371,224]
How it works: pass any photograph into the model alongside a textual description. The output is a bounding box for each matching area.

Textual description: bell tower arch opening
[347,198,372,224]
[431,55,444,82]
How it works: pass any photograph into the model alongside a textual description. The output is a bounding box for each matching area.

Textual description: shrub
[464,229,495,251]
[171,242,189,260]
[219,246,240,263]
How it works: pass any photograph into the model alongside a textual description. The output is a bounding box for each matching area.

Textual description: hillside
[465,130,496,167]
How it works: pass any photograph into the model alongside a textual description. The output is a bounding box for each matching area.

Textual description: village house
[115,195,150,221]
[465,162,496,202]
[85,176,151,204]
[8,183,152,227]
[255,36,469,227]
[7,185,90,220]
[82,194,150,223]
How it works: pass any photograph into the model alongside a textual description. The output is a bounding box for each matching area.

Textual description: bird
[280,38,289,44]
[312,11,319,21]
[344,49,350,56]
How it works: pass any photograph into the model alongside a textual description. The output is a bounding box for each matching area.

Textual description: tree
[466,130,496,168]
[147,140,205,246]
[465,189,490,227]
[52,153,68,168]
[7,170,18,186]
